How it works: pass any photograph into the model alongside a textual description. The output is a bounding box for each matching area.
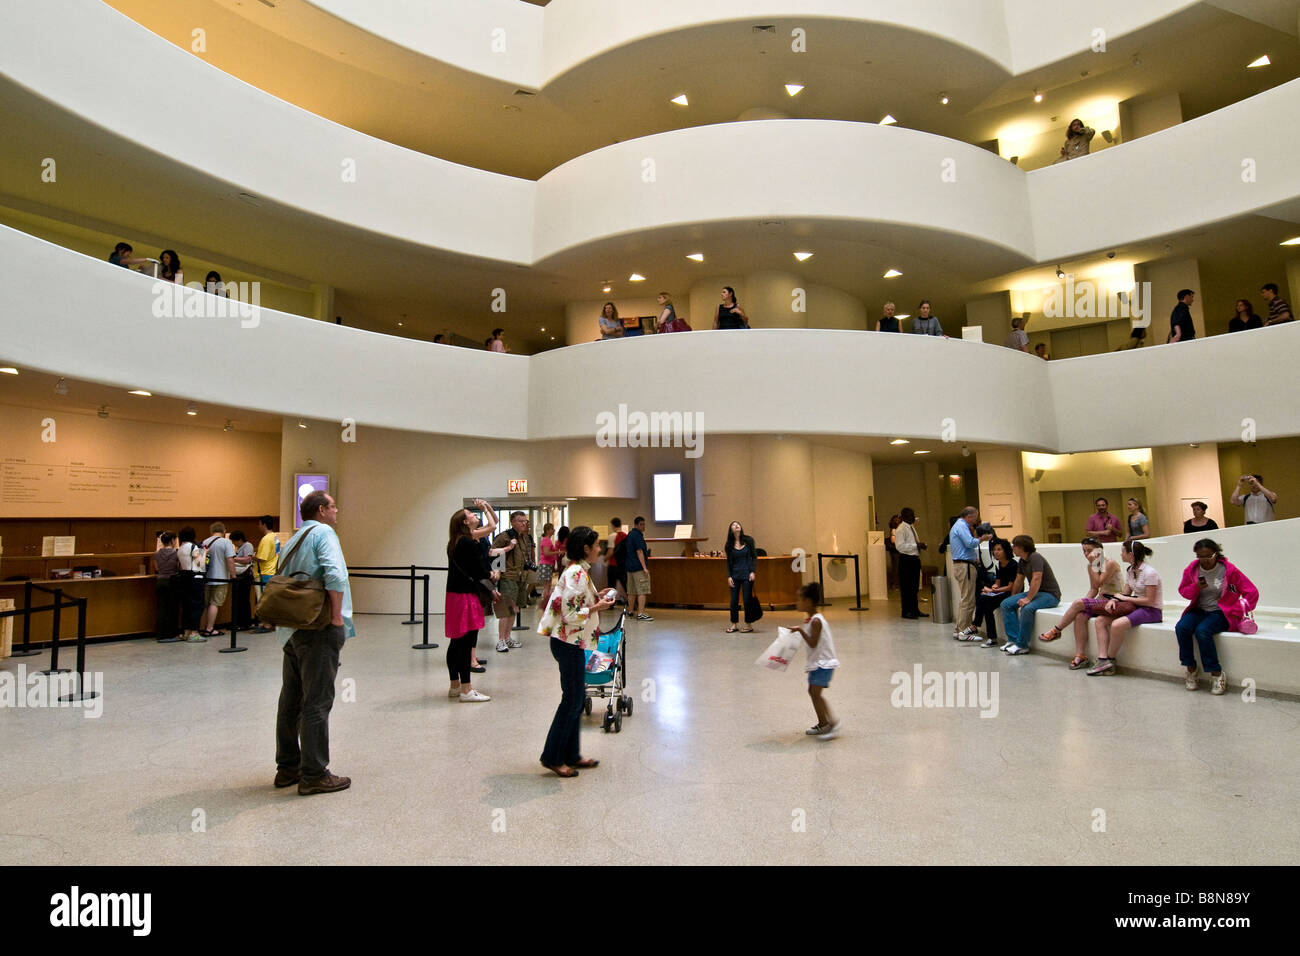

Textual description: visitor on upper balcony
[1230,474,1277,524]
[1034,342,1050,360]
[108,242,146,269]
[489,328,508,352]
[875,302,900,333]
[158,250,183,284]
[1004,315,1030,352]
[1168,289,1195,342]
[204,271,228,297]
[657,292,691,333]
[1055,119,1095,163]
[1182,501,1219,534]
[598,301,623,340]
[910,300,945,337]
[714,287,749,329]
[1227,298,1262,333]
[1260,283,1294,325]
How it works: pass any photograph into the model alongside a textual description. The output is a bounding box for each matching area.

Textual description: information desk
[644,556,801,610]
[0,575,156,643]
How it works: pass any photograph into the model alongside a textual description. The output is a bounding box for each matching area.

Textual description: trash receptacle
[929,576,952,625]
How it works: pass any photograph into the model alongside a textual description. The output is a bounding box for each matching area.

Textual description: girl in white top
[1089,540,1163,676]
[792,583,840,740]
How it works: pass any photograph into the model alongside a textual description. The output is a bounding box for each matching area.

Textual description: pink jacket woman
[1177,559,1258,631]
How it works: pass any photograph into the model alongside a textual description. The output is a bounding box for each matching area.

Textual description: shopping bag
[755,627,802,671]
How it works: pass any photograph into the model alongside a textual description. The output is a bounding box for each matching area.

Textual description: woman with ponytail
[1088,539,1163,676]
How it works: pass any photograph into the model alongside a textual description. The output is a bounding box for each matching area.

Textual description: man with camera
[950,506,994,641]
[1230,474,1277,524]
[491,511,532,651]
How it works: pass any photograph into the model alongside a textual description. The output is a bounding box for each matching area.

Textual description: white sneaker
[1210,672,1228,696]
[805,724,826,736]
[999,642,1016,652]
[1004,644,1029,656]
[818,720,841,741]
[459,689,491,702]
[506,638,522,649]
[495,640,509,652]
[1184,669,1200,691]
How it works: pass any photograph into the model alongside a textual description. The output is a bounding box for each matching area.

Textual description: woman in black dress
[714,287,750,329]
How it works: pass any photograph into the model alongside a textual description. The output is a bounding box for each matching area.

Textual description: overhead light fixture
[1247,55,1270,68]
[1030,468,1045,483]
[1055,266,1065,279]
[628,273,645,282]
[939,94,949,106]
[883,268,902,278]
[128,389,151,397]
[550,336,556,341]
[1033,90,1043,103]
[894,314,910,320]
[0,366,17,375]
[97,406,109,420]
[890,439,910,445]
[913,449,931,455]
[1008,155,1020,166]
[602,285,612,293]
[223,420,233,432]
[54,377,69,395]
[1281,236,1300,246]
[879,114,897,126]
[793,251,813,262]
[297,418,308,429]
[671,94,689,106]
[785,84,804,97]
[686,253,704,262]
[961,444,970,457]
[186,402,198,416]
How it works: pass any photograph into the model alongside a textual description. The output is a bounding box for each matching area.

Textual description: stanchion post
[11,580,40,658]
[850,554,868,611]
[219,612,248,653]
[815,553,830,606]
[60,598,99,703]
[42,588,70,676]
[402,564,420,625]
[411,574,438,649]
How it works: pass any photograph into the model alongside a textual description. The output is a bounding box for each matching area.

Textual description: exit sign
[508,479,528,494]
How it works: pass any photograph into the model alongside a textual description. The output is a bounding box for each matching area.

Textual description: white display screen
[653,473,683,523]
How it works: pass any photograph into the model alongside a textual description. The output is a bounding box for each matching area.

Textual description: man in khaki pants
[949,507,992,641]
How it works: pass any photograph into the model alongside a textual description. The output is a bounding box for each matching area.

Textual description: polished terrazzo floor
[3,602,1298,865]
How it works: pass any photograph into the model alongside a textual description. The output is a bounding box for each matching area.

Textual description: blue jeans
[541,638,586,767]
[1175,607,1228,673]
[1000,592,1060,648]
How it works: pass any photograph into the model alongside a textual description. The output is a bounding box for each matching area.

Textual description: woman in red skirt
[445,499,501,702]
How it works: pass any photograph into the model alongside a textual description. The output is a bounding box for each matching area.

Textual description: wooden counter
[644,556,801,609]
[0,575,157,643]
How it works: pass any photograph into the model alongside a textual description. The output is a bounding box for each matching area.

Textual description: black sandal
[541,761,578,778]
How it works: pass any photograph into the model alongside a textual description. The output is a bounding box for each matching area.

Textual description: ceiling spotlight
[1033,90,1043,103]
[550,336,556,341]
[883,268,902,278]
[879,114,897,126]
[686,253,704,262]
[671,94,689,106]
[540,327,546,332]
[793,251,813,262]
[602,285,612,293]
[913,449,931,455]
[1247,55,1270,68]
[186,402,198,416]
[0,366,17,375]
[1055,266,1065,279]
[55,377,69,395]
[629,273,646,281]
[890,439,910,445]
[961,444,971,457]
[297,418,308,429]
[97,405,109,420]
[939,93,949,106]
[1008,155,1020,166]
[894,314,910,320]
[128,389,152,397]
[223,420,233,432]
[785,84,804,97]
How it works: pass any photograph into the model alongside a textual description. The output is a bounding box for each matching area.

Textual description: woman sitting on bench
[1175,539,1259,696]
[1087,539,1163,677]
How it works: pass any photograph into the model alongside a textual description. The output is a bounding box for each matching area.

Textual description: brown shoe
[273,769,301,789]
[298,772,351,795]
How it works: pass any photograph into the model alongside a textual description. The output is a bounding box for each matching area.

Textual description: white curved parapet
[4,225,1298,454]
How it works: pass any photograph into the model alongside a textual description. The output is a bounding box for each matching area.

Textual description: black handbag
[744,589,764,623]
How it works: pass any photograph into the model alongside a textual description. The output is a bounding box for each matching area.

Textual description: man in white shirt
[1230,474,1277,524]
[894,507,928,619]
[200,522,237,636]
[1003,316,1030,352]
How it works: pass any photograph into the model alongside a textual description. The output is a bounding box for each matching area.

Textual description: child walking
[793,583,840,740]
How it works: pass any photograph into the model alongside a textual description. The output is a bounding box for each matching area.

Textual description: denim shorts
[807,667,834,688]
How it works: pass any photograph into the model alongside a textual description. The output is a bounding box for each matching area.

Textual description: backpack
[613,533,628,566]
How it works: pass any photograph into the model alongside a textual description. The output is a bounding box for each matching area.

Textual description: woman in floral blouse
[537,526,615,777]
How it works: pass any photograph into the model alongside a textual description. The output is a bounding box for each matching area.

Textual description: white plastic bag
[755,627,803,671]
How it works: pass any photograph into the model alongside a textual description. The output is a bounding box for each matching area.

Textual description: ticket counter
[644,555,802,610]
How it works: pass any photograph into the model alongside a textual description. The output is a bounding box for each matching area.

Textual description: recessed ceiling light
[223,420,233,432]
[0,367,17,375]
[602,285,612,293]
[879,114,897,125]
[785,84,804,97]
[686,253,704,262]
[939,94,949,105]
[1248,55,1270,68]
[793,251,813,262]
[540,327,546,332]
[54,377,68,395]
[890,439,910,445]
[1281,236,1300,246]
[671,94,689,106]
[883,268,902,278]
[894,314,910,319]
[913,449,931,455]
[128,389,151,397]
[1033,90,1043,103]
[550,336,556,341]
[297,418,308,429]
[186,402,198,416]
[97,406,109,420]
[629,273,646,282]
[1056,266,1065,279]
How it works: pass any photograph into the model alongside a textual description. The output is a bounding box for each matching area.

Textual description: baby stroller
[583,611,633,733]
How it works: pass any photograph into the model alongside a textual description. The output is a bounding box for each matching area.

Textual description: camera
[975,522,995,537]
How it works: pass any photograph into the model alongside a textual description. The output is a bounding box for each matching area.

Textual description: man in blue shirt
[624,516,653,622]
[274,491,354,795]
[949,506,992,640]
